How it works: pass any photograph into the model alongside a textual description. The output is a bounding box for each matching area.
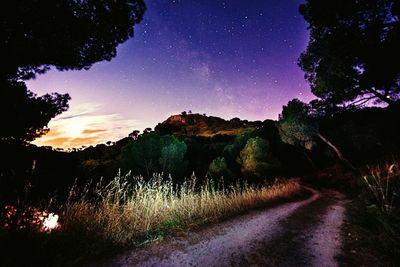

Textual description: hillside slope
[154,113,260,137]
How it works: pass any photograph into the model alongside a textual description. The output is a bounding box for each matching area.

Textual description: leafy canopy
[208,157,232,179]
[0,80,70,143]
[299,0,400,107]
[237,137,280,178]
[223,131,256,160]
[1,0,146,80]
[159,139,187,176]
[277,99,318,150]
[122,134,187,178]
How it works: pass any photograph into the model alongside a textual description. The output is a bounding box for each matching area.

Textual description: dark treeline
[1,106,399,204]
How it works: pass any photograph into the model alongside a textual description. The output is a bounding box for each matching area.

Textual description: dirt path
[92,187,346,267]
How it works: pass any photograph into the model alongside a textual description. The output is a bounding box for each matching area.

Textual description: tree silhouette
[159,137,187,176]
[1,0,146,80]
[299,0,400,107]
[0,80,70,143]
[128,130,140,140]
[1,0,146,143]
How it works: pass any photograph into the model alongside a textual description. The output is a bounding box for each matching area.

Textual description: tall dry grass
[60,173,301,246]
[362,162,399,216]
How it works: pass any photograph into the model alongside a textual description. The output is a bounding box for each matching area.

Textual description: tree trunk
[365,88,396,106]
[316,133,356,171]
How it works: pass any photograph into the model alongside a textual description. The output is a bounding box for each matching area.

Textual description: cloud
[40,136,108,149]
[82,129,107,134]
[33,102,143,149]
[55,102,102,120]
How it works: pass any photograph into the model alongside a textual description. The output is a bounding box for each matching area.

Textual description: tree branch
[365,87,395,105]
[348,96,376,106]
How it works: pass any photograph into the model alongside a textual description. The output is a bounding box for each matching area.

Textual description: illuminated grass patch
[60,174,301,246]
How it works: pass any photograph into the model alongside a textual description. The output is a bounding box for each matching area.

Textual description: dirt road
[93,187,346,267]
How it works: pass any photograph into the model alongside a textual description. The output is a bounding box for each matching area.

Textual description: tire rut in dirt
[234,191,338,267]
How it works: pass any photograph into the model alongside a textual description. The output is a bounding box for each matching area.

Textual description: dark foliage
[319,105,400,165]
[299,0,400,107]
[185,135,235,181]
[0,142,79,204]
[0,80,70,143]
[1,0,146,80]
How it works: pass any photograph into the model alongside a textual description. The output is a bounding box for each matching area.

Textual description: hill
[154,113,260,137]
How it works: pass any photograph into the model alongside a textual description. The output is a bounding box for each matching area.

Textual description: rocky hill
[154,113,261,137]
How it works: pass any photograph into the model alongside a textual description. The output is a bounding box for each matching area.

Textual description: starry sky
[27,0,313,149]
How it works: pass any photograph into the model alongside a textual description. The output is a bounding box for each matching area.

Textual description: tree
[1,0,146,143]
[208,157,232,179]
[159,136,187,177]
[299,0,400,108]
[237,137,280,178]
[121,134,187,178]
[0,80,70,143]
[143,127,153,134]
[123,134,161,178]
[128,130,140,140]
[277,99,354,169]
[277,99,318,150]
[1,0,146,80]
[223,131,256,160]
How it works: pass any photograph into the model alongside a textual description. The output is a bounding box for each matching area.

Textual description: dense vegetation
[2,106,399,204]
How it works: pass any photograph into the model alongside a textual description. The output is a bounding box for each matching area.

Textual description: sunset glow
[32,102,144,149]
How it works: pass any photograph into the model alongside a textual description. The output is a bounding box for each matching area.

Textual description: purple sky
[27,0,314,149]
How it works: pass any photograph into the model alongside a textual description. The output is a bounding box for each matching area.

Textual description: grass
[339,161,400,266]
[362,162,399,216]
[1,173,301,266]
[61,173,301,246]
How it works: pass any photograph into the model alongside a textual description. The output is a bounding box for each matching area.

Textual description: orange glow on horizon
[33,102,144,150]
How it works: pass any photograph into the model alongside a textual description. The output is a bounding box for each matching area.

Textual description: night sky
[27,0,313,149]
